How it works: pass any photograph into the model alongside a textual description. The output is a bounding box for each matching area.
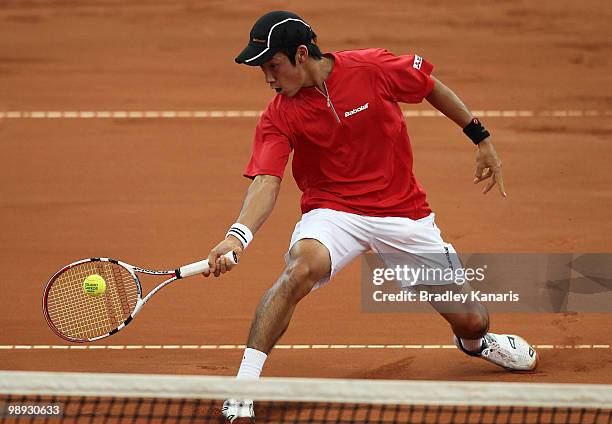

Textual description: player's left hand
[474,138,507,197]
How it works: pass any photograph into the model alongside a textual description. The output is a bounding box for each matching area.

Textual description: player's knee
[280,261,324,303]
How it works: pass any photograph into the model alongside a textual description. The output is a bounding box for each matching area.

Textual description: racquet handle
[177,251,238,278]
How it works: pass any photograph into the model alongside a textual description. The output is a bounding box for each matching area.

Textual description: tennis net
[1,370,611,423]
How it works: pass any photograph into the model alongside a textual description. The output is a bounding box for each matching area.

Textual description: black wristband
[463,118,490,145]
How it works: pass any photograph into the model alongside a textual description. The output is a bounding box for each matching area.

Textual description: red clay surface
[1,1,611,385]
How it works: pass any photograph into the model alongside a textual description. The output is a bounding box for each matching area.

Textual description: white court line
[0,110,610,119]
[0,344,609,351]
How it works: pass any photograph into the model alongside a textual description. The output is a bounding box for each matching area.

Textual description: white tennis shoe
[221,399,255,423]
[454,333,538,371]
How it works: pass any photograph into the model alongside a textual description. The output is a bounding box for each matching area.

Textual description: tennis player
[207,11,538,422]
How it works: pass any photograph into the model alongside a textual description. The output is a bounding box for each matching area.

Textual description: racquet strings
[45,261,139,340]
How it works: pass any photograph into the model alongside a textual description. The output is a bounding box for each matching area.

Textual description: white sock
[236,348,267,380]
[460,337,484,353]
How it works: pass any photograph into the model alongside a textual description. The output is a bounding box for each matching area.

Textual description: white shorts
[285,208,462,290]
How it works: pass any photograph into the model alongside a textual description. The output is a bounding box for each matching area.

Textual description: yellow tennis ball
[83,274,106,296]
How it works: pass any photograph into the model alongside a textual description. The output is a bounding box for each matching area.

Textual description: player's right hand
[204,238,243,277]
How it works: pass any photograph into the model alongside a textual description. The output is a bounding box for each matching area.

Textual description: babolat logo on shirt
[345,103,369,118]
[413,55,423,70]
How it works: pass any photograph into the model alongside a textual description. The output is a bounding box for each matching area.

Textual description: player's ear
[295,45,309,64]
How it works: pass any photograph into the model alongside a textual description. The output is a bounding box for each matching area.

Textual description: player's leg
[223,209,370,422]
[371,212,538,371]
[223,240,331,423]
[418,281,537,370]
[245,208,370,357]
[420,281,489,340]
[416,281,490,353]
[246,238,331,354]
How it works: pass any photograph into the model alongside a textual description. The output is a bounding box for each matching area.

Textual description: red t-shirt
[244,48,435,219]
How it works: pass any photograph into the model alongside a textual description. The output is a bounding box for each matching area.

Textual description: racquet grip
[178,251,238,278]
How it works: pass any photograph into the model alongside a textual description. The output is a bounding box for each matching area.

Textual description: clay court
[1,0,611,387]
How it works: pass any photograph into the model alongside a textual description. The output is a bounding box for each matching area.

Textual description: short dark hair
[279,41,323,66]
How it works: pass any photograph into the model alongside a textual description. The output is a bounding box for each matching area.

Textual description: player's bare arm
[425,76,507,197]
[205,174,281,277]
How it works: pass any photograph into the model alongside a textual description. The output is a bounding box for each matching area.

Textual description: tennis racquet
[42,252,237,343]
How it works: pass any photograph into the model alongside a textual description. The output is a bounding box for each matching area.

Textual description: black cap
[235,11,315,66]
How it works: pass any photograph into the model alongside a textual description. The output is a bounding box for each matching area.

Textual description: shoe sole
[484,334,539,372]
[495,346,539,372]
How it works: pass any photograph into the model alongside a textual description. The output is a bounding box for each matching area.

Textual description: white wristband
[226,223,253,249]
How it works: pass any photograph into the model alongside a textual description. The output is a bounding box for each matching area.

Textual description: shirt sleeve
[243,105,292,180]
[375,49,435,104]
